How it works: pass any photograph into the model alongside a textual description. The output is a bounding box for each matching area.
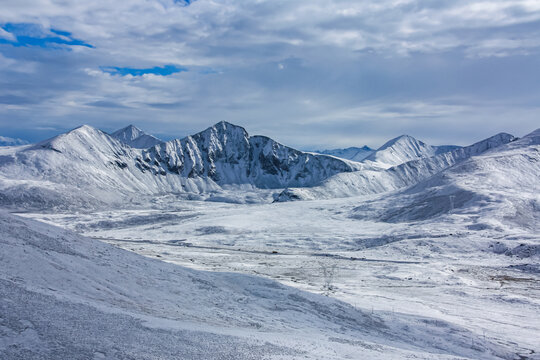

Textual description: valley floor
[20,194,540,359]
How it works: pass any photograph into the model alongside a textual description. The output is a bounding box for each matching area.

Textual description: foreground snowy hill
[363,135,460,169]
[316,146,374,162]
[276,132,516,202]
[111,124,163,149]
[0,210,514,359]
[0,122,359,209]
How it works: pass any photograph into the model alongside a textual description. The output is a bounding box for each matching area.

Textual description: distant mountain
[358,128,539,224]
[111,125,162,149]
[275,132,516,202]
[316,146,374,162]
[363,135,460,169]
[0,135,29,146]
[138,121,360,188]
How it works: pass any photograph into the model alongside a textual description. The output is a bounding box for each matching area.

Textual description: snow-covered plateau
[1,123,539,359]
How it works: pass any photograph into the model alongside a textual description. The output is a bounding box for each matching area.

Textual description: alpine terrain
[1,123,538,360]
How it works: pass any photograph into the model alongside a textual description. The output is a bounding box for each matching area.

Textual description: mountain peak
[138,121,356,188]
[50,124,105,142]
[365,134,443,168]
[191,121,249,143]
[208,121,248,134]
[71,124,101,134]
[378,134,423,151]
[28,124,125,156]
[111,124,162,149]
[112,125,144,141]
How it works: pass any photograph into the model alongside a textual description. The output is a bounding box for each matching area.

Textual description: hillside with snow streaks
[0,125,221,209]
[276,132,516,202]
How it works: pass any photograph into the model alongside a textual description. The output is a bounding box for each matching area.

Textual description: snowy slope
[138,121,361,188]
[0,210,515,359]
[276,133,515,202]
[316,146,374,162]
[363,135,460,169]
[111,124,163,149]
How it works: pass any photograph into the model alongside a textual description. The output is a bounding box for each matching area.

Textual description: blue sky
[0,0,539,149]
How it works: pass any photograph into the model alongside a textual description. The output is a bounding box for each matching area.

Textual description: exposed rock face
[137,121,358,188]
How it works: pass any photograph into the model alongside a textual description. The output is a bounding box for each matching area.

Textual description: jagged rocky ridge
[136,121,360,188]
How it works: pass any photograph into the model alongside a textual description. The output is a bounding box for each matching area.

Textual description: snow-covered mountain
[363,135,460,169]
[137,121,360,188]
[0,122,359,209]
[1,121,533,211]
[0,125,224,209]
[111,124,163,149]
[315,146,374,162]
[353,128,540,224]
[276,132,516,202]
[0,135,29,146]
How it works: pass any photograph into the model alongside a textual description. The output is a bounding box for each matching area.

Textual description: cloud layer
[1,0,539,148]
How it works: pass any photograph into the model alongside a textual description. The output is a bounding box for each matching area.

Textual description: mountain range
[0,121,537,218]
[0,122,358,209]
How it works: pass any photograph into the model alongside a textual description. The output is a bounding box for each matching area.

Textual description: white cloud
[0,0,539,145]
[0,27,15,41]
